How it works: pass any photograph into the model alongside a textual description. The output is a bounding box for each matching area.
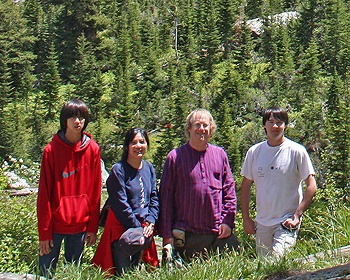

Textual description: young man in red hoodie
[37,99,101,276]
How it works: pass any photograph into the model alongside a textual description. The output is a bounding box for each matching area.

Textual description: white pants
[255,222,298,257]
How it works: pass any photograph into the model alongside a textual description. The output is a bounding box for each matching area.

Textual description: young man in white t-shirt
[240,106,317,256]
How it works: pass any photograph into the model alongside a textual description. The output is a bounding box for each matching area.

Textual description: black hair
[60,99,90,132]
[262,106,289,126]
[121,127,149,161]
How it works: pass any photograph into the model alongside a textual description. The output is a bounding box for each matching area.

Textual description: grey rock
[0,273,45,280]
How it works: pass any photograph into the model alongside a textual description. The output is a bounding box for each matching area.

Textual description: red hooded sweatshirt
[37,131,101,241]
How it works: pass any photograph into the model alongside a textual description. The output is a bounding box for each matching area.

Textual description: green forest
[2,0,350,277]
[1,0,350,199]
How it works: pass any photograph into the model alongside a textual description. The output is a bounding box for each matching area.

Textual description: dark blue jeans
[39,232,86,277]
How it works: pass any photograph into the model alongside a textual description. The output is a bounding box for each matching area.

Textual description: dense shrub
[0,193,38,273]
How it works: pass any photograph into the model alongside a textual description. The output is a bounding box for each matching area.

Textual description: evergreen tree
[293,36,323,108]
[152,94,180,177]
[152,61,190,176]
[211,59,248,127]
[41,42,61,119]
[245,0,263,18]
[26,89,48,162]
[294,0,318,50]
[135,6,166,131]
[126,1,143,63]
[195,0,221,82]
[0,0,36,159]
[73,34,103,118]
[260,20,296,102]
[214,98,241,174]
[50,0,107,80]
[217,0,240,59]
[0,51,13,159]
[315,0,350,76]
[25,1,60,78]
[171,62,192,142]
[231,7,256,82]
[323,72,350,196]
[103,62,138,165]
[175,0,198,91]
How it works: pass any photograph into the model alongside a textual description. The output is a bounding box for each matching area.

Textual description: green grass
[0,193,38,273]
[1,191,350,279]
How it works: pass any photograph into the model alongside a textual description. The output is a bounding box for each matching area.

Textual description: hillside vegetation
[1,0,350,190]
[0,189,349,278]
[1,0,350,278]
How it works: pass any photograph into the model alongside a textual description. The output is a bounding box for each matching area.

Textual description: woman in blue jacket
[93,127,159,275]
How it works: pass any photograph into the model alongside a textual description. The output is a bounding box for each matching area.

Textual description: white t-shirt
[241,138,315,226]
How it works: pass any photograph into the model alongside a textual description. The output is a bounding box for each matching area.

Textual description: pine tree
[0,0,36,159]
[217,0,240,59]
[195,0,222,82]
[171,62,192,142]
[293,36,323,108]
[323,72,350,196]
[135,6,166,131]
[0,51,13,159]
[73,34,103,119]
[245,0,263,18]
[214,98,241,174]
[211,59,248,127]
[127,1,143,63]
[152,94,180,177]
[294,0,318,50]
[49,0,107,80]
[260,19,296,103]
[152,61,191,176]
[231,6,256,82]
[40,42,61,119]
[315,0,350,76]
[175,0,198,90]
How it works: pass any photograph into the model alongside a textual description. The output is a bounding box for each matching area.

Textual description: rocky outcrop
[246,11,300,35]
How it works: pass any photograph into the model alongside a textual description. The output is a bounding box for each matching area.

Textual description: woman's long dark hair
[121,127,150,161]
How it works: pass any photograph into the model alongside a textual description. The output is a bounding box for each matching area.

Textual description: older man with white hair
[158,108,239,262]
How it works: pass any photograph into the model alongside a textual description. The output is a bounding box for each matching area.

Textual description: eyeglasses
[193,122,209,129]
[69,116,85,122]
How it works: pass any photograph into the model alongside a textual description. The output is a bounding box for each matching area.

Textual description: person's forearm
[295,175,317,218]
[240,177,253,219]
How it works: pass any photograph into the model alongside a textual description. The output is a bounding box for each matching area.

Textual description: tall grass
[1,191,349,279]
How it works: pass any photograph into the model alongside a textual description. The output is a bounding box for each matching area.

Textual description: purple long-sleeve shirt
[158,143,237,238]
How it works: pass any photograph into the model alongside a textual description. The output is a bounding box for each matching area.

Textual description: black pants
[111,236,152,275]
[175,231,239,260]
